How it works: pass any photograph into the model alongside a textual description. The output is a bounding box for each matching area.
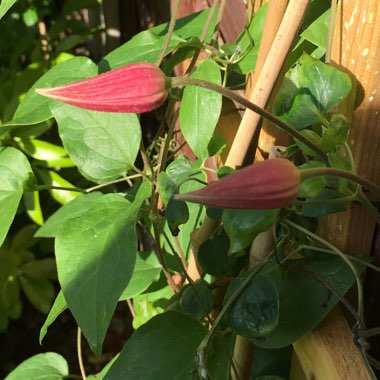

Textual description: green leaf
[233,3,268,74]
[180,60,222,159]
[222,209,279,253]
[52,104,141,183]
[300,10,330,49]
[251,256,365,348]
[273,54,352,129]
[0,147,34,246]
[157,172,177,207]
[298,160,326,198]
[225,275,279,339]
[40,290,67,344]
[36,169,78,205]
[321,114,350,152]
[198,235,234,276]
[36,192,104,238]
[180,279,214,319]
[19,277,55,314]
[302,189,348,217]
[19,258,57,280]
[166,198,189,235]
[16,138,70,166]
[4,352,68,380]
[294,129,322,156]
[55,182,151,355]
[166,155,193,185]
[0,0,16,20]
[10,57,97,126]
[100,9,217,71]
[104,311,207,380]
[2,275,22,319]
[120,252,162,300]
[100,30,184,71]
[23,192,44,225]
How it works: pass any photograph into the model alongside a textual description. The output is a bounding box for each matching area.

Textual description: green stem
[32,185,86,193]
[284,219,365,325]
[301,167,380,198]
[356,189,380,226]
[155,0,179,66]
[170,76,328,162]
[77,328,87,380]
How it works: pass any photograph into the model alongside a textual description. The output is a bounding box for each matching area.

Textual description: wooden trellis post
[290,1,380,378]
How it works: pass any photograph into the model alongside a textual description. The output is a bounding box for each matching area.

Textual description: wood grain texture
[292,1,379,379]
[293,308,371,380]
[317,0,380,254]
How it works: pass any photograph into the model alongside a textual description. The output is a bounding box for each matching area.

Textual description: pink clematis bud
[174,158,301,209]
[35,62,169,113]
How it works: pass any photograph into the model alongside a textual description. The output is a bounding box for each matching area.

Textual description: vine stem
[301,167,380,198]
[195,252,275,377]
[155,0,179,67]
[284,219,365,325]
[77,328,87,380]
[170,76,328,161]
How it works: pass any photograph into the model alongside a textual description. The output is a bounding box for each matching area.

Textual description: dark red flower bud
[174,158,301,209]
[35,62,169,113]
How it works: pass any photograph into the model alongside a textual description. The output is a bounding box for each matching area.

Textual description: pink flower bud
[175,159,301,209]
[35,63,169,113]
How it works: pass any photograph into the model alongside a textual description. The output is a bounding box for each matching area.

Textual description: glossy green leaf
[10,57,97,126]
[36,192,104,238]
[120,252,162,300]
[180,279,214,319]
[225,275,279,339]
[40,290,67,343]
[4,352,68,380]
[0,0,16,20]
[0,147,34,246]
[180,59,222,159]
[222,209,279,253]
[250,256,365,348]
[52,103,141,183]
[166,155,193,185]
[273,54,352,129]
[104,311,207,380]
[166,198,189,235]
[20,277,55,314]
[55,182,151,355]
